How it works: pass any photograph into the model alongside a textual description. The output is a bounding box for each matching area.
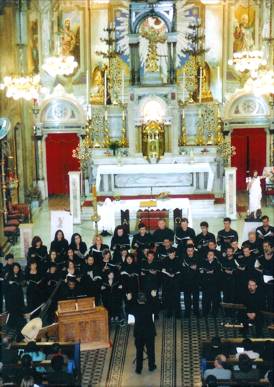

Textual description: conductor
[127,291,157,375]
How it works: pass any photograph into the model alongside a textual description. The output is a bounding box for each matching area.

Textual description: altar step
[81,194,225,221]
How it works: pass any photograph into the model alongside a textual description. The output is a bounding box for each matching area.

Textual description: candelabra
[91,185,101,236]
[179,104,187,146]
[119,105,128,147]
[196,110,206,146]
[214,109,224,145]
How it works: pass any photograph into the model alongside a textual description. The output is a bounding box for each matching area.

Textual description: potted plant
[109,140,120,156]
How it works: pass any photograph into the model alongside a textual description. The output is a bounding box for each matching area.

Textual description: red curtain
[231,128,266,190]
[46,133,80,195]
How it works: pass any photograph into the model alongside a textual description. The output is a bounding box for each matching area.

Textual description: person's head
[31,236,42,248]
[51,354,64,372]
[248,279,258,294]
[71,233,82,246]
[248,231,257,243]
[207,251,215,262]
[186,245,194,256]
[2,336,12,349]
[20,375,34,387]
[205,375,217,387]
[167,247,176,260]
[242,338,253,352]
[13,262,21,274]
[94,235,103,245]
[214,354,226,369]
[26,341,38,354]
[147,250,155,263]
[231,240,239,250]
[49,263,57,274]
[21,354,32,369]
[115,225,125,238]
[86,255,95,266]
[226,246,234,258]
[108,271,114,281]
[55,229,64,241]
[208,241,216,251]
[67,277,76,289]
[180,218,189,230]
[253,170,258,178]
[67,261,75,271]
[242,246,251,257]
[102,249,111,261]
[186,239,194,248]
[121,247,129,258]
[64,18,71,30]
[262,215,270,228]
[240,13,249,27]
[138,223,147,235]
[163,238,171,248]
[200,221,209,233]
[137,292,147,305]
[126,254,134,265]
[50,250,57,261]
[29,260,38,272]
[67,248,74,259]
[158,219,166,230]
[263,241,272,254]
[223,217,231,230]
[238,353,252,373]
[5,253,14,265]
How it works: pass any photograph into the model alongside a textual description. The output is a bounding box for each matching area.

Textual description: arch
[139,95,167,122]
[38,96,85,127]
[133,11,172,34]
[224,90,270,121]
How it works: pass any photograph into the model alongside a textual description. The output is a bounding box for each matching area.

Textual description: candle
[86,70,89,104]
[104,70,107,106]
[199,67,203,104]
[105,109,108,120]
[121,70,125,104]
[182,109,185,119]
[92,184,97,198]
[182,69,185,103]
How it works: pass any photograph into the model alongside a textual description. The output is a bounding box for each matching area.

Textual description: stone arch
[139,95,167,122]
[133,11,171,34]
[38,96,85,128]
[224,90,270,121]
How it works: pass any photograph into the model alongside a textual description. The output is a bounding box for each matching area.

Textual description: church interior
[0,0,273,386]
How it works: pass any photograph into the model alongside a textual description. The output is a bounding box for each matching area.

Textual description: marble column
[225,167,237,220]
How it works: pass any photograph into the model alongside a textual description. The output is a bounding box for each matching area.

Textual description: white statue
[98,198,115,233]
[246,170,266,218]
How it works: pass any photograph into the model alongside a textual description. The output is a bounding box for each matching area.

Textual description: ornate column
[224,167,237,220]
[129,34,139,85]
[39,0,52,63]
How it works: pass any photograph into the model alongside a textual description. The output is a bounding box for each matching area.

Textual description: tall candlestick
[182,69,185,103]
[86,70,89,104]
[92,184,97,198]
[104,70,107,106]
[199,67,203,104]
[121,70,125,104]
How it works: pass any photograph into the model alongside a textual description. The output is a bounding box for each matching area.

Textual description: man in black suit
[127,292,157,375]
[241,279,264,337]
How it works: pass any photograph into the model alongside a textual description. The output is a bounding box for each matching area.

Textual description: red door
[46,133,80,195]
[231,128,266,190]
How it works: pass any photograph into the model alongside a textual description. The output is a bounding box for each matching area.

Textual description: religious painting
[232,4,255,52]
[28,15,39,74]
[59,10,81,64]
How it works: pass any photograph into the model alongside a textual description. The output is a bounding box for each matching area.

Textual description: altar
[95,159,215,196]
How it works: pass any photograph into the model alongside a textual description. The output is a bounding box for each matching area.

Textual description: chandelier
[228,50,267,74]
[244,69,274,96]
[0,74,42,101]
[42,55,78,78]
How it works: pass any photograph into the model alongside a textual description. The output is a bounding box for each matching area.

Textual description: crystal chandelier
[228,50,267,74]
[42,55,78,78]
[244,69,274,96]
[0,74,42,101]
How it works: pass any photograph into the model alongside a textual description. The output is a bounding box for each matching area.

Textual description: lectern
[57,297,110,350]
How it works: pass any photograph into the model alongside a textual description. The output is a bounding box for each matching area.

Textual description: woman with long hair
[50,229,69,259]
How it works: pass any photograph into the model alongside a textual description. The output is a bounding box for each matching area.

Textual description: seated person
[235,338,260,360]
[47,355,75,386]
[202,337,230,361]
[232,353,260,381]
[1,336,18,365]
[15,354,41,385]
[204,354,231,383]
[46,343,69,364]
[204,375,218,387]
[25,341,46,373]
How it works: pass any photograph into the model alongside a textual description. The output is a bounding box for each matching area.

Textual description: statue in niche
[29,20,39,73]
[90,65,106,105]
[233,7,255,52]
[201,62,213,102]
[139,17,167,73]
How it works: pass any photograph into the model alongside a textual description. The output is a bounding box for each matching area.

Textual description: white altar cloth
[97,197,192,232]
[95,162,214,193]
